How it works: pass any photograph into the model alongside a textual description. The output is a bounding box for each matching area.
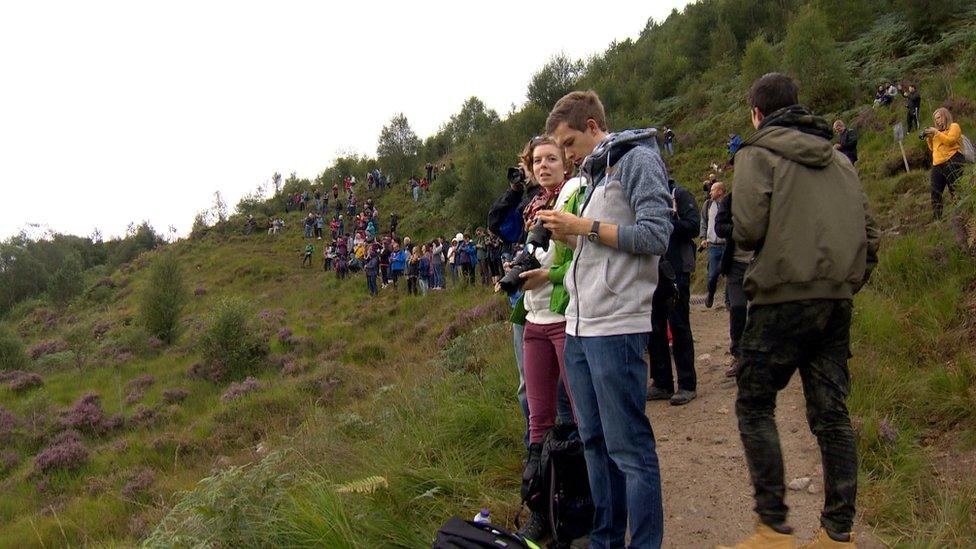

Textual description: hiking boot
[670,389,697,406]
[705,292,715,308]
[518,511,549,543]
[799,528,855,548]
[725,358,741,378]
[717,521,795,549]
[647,386,673,401]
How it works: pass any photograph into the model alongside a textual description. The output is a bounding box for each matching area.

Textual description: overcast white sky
[0,1,692,241]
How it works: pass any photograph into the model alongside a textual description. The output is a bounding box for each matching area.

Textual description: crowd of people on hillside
[245,70,973,548]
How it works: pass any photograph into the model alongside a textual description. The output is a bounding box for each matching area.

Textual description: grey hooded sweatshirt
[564,129,674,337]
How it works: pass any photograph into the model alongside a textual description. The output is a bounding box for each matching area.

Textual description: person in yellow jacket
[924,107,965,219]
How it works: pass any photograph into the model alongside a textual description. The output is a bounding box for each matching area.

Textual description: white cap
[455,233,464,241]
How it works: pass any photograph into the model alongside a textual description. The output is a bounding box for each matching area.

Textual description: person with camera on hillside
[494,136,582,543]
[718,73,879,549]
[536,90,673,548]
[924,107,967,220]
[648,177,699,406]
[833,119,858,166]
[904,84,921,131]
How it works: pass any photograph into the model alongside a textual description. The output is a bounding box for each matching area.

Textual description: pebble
[788,477,812,491]
[807,483,820,494]
[697,353,712,362]
[659,435,670,442]
[718,407,729,415]
[712,436,727,445]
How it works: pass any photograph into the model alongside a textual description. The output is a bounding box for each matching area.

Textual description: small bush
[35,430,89,473]
[199,297,268,381]
[221,377,263,402]
[0,406,20,438]
[60,392,107,433]
[162,388,189,404]
[121,468,156,499]
[0,325,30,371]
[8,371,43,393]
[27,339,67,360]
[140,253,187,345]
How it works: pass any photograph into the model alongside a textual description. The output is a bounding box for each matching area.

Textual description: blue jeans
[564,333,663,548]
[706,245,723,298]
[512,323,529,449]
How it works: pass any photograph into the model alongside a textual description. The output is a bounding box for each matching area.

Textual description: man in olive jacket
[720,73,880,549]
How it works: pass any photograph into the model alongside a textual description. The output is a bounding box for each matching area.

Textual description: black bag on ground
[432,516,538,549]
[520,422,594,547]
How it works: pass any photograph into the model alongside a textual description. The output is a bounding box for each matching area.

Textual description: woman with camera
[505,135,582,541]
[924,107,965,219]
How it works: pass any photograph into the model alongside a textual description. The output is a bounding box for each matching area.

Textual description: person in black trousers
[648,178,700,406]
[905,84,921,132]
[714,193,752,377]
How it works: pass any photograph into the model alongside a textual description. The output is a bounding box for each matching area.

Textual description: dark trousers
[649,273,696,392]
[366,274,378,296]
[931,154,965,219]
[407,275,418,295]
[906,108,919,132]
[726,261,749,357]
[381,265,389,285]
[391,269,402,288]
[736,299,857,534]
[462,263,475,284]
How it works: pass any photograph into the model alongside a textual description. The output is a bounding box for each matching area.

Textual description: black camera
[498,250,541,294]
[526,218,551,252]
[919,130,928,140]
[507,166,527,185]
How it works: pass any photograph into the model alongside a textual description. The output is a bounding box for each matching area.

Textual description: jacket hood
[582,128,661,184]
[743,105,835,168]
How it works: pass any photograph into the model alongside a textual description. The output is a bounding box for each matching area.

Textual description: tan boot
[799,528,856,548]
[717,521,796,549]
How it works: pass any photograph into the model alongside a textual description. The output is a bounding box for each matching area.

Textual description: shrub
[0,406,20,438]
[199,297,268,381]
[221,377,263,402]
[140,253,187,345]
[162,388,189,404]
[8,371,43,393]
[60,392,106,433]
[27,338,68,360]
[35,430,89,473]
[121,468,156,499]
[0,324,29,371]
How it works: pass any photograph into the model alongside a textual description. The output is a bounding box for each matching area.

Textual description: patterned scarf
[523,180,565,231]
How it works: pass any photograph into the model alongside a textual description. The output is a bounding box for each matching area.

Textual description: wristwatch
[586,220,600,243]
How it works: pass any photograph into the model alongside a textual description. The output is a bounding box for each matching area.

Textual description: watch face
[587,233,598,242]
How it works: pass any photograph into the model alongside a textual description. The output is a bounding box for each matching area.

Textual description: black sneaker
[669,389,697,406]
[647,386,673,401]
[705,292,715,308]
[518,512,549,543]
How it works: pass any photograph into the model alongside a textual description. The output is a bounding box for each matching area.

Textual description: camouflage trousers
[736,299,857,534]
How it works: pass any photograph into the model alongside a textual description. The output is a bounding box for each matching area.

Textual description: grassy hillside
[2,3,976,547]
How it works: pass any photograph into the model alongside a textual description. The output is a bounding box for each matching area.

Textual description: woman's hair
[519,135,573,179]
[933,107,953,131]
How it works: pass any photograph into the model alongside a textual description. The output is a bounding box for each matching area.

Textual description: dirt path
[649,300,885,548]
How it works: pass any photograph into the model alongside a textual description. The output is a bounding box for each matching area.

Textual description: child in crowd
[301,243,313,268]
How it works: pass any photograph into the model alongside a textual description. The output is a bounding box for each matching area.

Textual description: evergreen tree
[783,4,852,111]
[741,35,780,86]
[48,255,84,305]
[376,113,421,181]
[140,252,186,344]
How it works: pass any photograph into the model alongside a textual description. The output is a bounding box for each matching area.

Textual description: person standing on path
[714,192,751,378]
[699,181,727,308]
[648,177,699,406]
[663,125,675,155]
[719,73,879,549]
[538,89,673,549]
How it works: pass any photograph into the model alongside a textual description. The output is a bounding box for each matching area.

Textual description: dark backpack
[432,516,539,549]
[520,423,594,548]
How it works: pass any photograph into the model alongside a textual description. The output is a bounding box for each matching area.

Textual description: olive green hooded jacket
[731,106,880,305]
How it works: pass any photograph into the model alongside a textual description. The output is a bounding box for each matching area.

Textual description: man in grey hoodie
[538,90,673,548]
